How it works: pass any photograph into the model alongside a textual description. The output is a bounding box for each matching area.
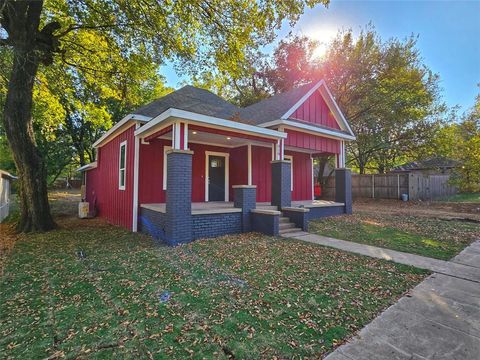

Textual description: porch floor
[140,200,344,215]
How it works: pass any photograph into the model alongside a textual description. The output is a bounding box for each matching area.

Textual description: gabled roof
[135,85,239,119]
[238,83,315,125]
[392,157,460,172]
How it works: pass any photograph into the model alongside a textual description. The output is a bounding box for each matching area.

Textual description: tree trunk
[3,49,56,232]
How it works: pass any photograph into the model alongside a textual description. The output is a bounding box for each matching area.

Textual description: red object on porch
[314,183,322,197]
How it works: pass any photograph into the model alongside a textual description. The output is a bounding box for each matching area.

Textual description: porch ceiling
[156,128,274,148]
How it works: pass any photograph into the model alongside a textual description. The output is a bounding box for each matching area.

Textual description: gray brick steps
[279,227,303,235]
[279,222,295,230]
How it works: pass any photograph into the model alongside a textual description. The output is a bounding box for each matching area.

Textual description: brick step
[279,227,303,235]
[279,222,295,230]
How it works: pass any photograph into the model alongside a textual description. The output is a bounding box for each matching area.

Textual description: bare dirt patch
[353,198,480,222]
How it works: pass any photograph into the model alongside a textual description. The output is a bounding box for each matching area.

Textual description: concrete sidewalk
[283,232,480,359]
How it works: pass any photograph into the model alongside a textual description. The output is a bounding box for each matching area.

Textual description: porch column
[233,185,256,232]
[271,160,291,209]
[335,168,352,214]
[165,149,193,245]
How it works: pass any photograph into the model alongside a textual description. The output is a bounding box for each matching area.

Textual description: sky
[161,0,480,113]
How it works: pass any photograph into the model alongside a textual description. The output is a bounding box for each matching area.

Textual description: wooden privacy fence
[322,173,457,201]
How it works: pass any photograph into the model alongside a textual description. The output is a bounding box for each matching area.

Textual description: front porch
[134,110,352,245]
[140,200,345,215]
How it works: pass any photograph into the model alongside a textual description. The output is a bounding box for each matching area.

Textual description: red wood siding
[251,145,272,202]
[285,150,313,201]
[284,129,340,154]
[138,141,234,203]
[229,146,248,200]
[85,124,135,229]
[138,138,169,204]
[291,90,341,130]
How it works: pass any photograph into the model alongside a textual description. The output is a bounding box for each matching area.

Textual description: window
[163,146,172,190]
[119,141,127,190]
[284,155,294,191]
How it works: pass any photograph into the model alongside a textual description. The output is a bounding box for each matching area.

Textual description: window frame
[118,140,127,190]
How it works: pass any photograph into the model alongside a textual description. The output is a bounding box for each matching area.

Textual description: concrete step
[279,217,290,224]
[279,227,303,235]
[257,205,279,211]
[279,222,295,230]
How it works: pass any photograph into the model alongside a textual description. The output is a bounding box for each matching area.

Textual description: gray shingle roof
[237,83,316,125]
[392,157,460,171]
[134,85,239,119]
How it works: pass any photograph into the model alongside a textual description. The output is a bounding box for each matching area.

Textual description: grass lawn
[310,212,480,260]
[0,195,427,358]
[441,192,480,203]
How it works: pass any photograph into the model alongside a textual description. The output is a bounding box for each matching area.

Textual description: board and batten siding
[86,125,135,229]
[285,150,313,201]
[284,129,340,154]
[291,90,341,130]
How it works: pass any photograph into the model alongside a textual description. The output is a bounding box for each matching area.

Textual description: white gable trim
[280,80,354,137]
[92,114,151,148]
[259,120,356,141]
[135,108,287,140]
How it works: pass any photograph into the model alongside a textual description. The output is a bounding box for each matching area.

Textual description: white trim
[311,156,315,201]
[319,82,355,136]
[132,123,140,232]
[247,144,252,186]
[162,146,172,190]
[183,123,189,150]
[118,140,127,190]
[259,120,356,141]
[173,122,181,149]
[284,155,293,191]
[205,151,230,202]
[135,108,287,140]
[280,80,355,137]
[93,114,151,148]
[76,162,97,172]
[282,80,325,120]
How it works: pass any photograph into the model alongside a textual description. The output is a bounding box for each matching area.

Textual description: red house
[79,80,355,245]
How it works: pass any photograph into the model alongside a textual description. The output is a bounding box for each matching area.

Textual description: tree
[320,28,444,173]
[0,0,329,232]
[431,94,480,192]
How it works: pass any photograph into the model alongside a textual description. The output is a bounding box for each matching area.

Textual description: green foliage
[429,96,480,192]
[0,193,425,358]
[321,27,445,173]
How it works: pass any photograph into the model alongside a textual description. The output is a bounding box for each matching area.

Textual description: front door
[208,155,226,201]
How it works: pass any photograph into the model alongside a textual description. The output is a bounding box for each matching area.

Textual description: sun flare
[307,27,338,59]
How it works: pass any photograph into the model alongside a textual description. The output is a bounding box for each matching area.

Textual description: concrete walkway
[284,232,480,359]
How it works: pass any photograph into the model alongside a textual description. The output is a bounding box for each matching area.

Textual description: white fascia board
[258,120,356,141]
[92,113,151,148]
[76,162,98,172]
[280,80,355,138]
[281,80,325,120]
[318,83,355,137]
[135,108,287,140]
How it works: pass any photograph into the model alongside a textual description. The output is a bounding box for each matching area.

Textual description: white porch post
[172,121,188,150]
[274,139,284,161]
[132,123,141,232]
[247,143,252,186]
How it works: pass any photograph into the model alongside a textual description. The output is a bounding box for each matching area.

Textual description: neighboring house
[391,156,460,175]
[78,80,356,245]
[0,170,16,223]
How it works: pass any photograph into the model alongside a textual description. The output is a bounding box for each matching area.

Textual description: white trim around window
[162,145,172,190]
[118,140,127,190]
[205,151,230,202]
[284,155,294,191]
